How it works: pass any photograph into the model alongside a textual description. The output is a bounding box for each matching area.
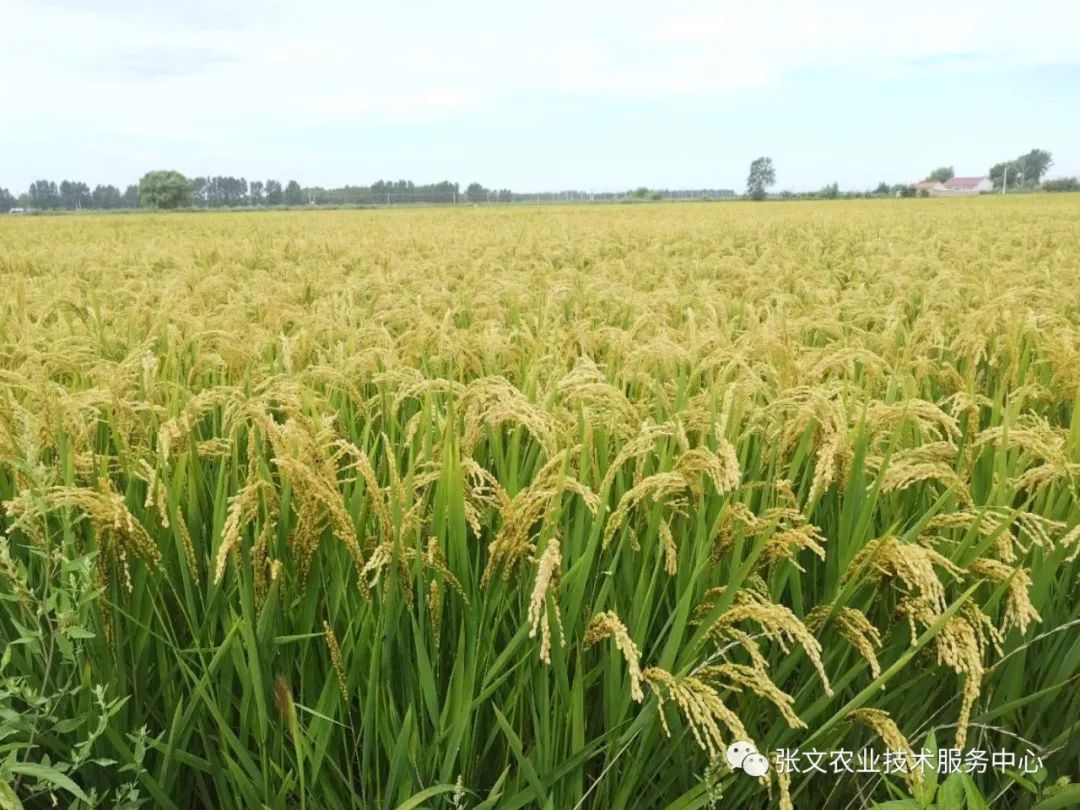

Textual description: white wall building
[936,176,994,195]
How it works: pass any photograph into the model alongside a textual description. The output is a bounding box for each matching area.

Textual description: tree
[59,180,92,210]
[746,157,776,201]
[989,149,1052,190]
[91,184,123,209]
[819,182,839,200]
[210,176,248,207]
[0,187,15,212]
[284,180,305,206]
[1017,149,1052,184]
[989,160,1019,190]
[121,185,139,208]
[925,166,953,183]
[249,181,264,206]
[265,180,284,206]
[190,177,211,207]
[28,180,60,209]
[465,182,489,202]
[873,182,891,196]
[1043,177,1079,192]
[192,177,246,207]
[139,170,193,209]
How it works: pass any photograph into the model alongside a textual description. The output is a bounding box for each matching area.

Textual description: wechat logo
[726,741,771,777]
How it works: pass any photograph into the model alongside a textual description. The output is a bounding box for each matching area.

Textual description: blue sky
[2,0,1078,193]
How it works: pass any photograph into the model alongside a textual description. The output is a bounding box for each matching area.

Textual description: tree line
[743,148,1075,201]
[746,158,918,200]
[0,172,732,212]
[0,180,139,212]
[0,173,484,212]
[4,150,1077,213]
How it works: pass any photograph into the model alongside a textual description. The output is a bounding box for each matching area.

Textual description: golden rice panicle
[556,357,640,438]
[866,399,961,443]
[527,538,563,664]
[865,441,959,475]
[360,541,394,596]
[598,422,676,494]
[423,536,466,599]
[978,416,1078,494]
[895,598,995,749]
[943,614,989,751]
[718,627,771,673]
[174,509,199,583]
[844,708,917,779]
[334,439,394,545]
[1061,523,1080,562]
[1014,511,1068,552]
[323,621,348,700]
[214,478,274,585]
[757,524,827,572]
[877,457,972,506]
[380,433,408,512]
[459,457,511,535]
[710,500,802,560]
[703,588,833,697]
[699,662,805,729]
[968,557,1041,635]
[843,536,962,612]
[137,458,169,529]
[278,422,366,575]
[672,443,741,497]
[157,386,239,460]
[774,762,794,810]
[460,377,558,458]
[40,486,163,592]
[642,667,749,759]
[759,385,850,501]
[584,610,644,701]
[602,472,688,550]
[844,708,913,755]
[807,605,883,679]
[659,520,678,575]
[136,456,202,580]
[927,508,1018,562]
[427,578,443,646]
[810,418,850,504]
[483,448,596,585]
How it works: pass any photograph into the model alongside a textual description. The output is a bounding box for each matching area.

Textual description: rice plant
[1,198,1078,808]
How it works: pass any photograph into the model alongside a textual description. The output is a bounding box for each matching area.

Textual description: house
[940,176,993,194]
[910,177,993,197]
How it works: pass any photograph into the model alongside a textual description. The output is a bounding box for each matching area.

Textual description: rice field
[1,198,1078,809]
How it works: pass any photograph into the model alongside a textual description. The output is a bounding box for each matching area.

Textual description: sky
[2,0,1079,193]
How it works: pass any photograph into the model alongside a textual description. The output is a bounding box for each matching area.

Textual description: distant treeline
[0,180,140,211]
[1,172,1077,213]
[0,175,738,211]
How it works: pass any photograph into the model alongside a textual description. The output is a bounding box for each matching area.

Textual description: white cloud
[1,0,1077,187]
[5,1,1077,120]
